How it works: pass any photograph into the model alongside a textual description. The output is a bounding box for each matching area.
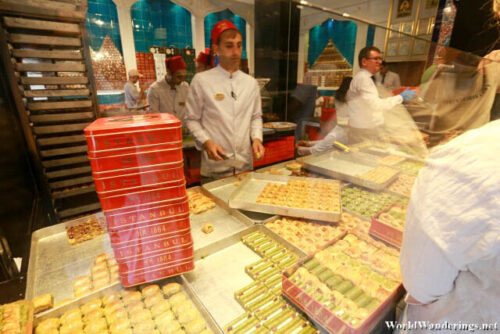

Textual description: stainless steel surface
[300,151,400,191]
[26,212,112,302]
[228,173,341,223]
[256,160,294,176]
[263,122,297,132]
[34,276,223,334]
[186,224,306,328]
[202,174,276,223]
[189,187,255,251]
[262,127,276,136]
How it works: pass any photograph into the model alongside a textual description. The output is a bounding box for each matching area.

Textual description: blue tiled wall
[204,9,247,59]
[366,25,375,47]
[308,19,357,67]
[131,0,193,53]
[86,0,122,54]
[98,93,125,105]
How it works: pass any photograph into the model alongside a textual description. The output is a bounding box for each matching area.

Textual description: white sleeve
[147,87,160,114]
[400,210,459,304]
[250,80,263,141]
[354,74,403,111]
[310,126,344,154]
[185,77,210,145]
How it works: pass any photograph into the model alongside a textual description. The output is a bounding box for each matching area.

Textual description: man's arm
[250,81,264,159]
[147,86,160,113]
[185,77,210,145]
[354,74,403,110]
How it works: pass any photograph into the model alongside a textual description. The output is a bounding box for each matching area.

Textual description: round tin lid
[84,113,181,136]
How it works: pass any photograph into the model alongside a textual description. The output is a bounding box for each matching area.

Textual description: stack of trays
[84,114,194,287]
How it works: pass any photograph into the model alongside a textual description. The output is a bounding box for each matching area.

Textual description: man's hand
[203,139,226,161]
[295,140,310,148]
[252,139,265,160]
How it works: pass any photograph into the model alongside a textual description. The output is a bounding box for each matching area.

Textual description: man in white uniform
[398,120,500,333]
[375,61,401,91]
[147,56,189,121]
[124,69,145,108]
[346,46,415,143]
[185,20,265,181]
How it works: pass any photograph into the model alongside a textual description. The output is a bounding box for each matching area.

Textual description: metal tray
[201,174,276,224]
[300,151,400,191]
[185,224,306,327]
[263,122,297,132]
[34,275,223,334]
[25,213,113,302]
[188,186,255,251]
[256,160,294,176]
[228,173,341,223]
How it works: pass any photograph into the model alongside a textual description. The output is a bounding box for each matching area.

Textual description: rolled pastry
[130,308,152,324]
[141,284,160,298]
[94,253,108,264]
[162,282,182,297]
[201,223,214,234]
[184,317,206,334]
[81,299,102,315]
[144,291,164,308]
[33,293,54,314]
[126,301,145,315]
[168,292,186,307]
[150,300,171,317]
[122,291,142,306]
[102,292,120,306]
[60,308,82,325]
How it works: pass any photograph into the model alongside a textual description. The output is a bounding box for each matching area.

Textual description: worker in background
[124,69,145,108]
[185,20,265,183]
[346,46,416,144]
[147,56,189,122]
[296,77,351,156]
[314,91,324,118]
[397,120,500,334]
[375,60,401,91]
[195,52,211,73]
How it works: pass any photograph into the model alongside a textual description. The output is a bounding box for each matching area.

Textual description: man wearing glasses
[346,46,415,143]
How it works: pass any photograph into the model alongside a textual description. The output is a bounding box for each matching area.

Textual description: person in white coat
[185,20,265,182]
[346,46,416,144]
[296,77,352,155]
[147,56,189,121]
[375,61,401,91]
[397,120,500,333]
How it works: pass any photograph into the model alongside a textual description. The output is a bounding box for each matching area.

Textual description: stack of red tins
[84,114,194,287]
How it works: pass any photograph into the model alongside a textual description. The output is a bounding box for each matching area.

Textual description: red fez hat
[211,20,239,44]
[196,52,209,66]
[166,56,186,73]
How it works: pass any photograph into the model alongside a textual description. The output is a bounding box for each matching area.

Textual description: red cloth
[211,20,239,44]
[196,52,209,66]
[166,56,186,73]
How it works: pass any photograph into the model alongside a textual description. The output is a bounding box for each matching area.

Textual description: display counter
[22,143,421,334]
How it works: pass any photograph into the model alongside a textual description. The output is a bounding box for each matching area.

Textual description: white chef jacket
[375,70,401,91]
[398,120,500,333]
[185,65,263,178]
[124,81,143,108]
[147,78,189,122]
[346,68,403,129]
[297,101,350,156]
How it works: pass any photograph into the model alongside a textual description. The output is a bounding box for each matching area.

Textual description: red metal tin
[108,218,190,245]
[98,181,187,211]
[89,147,184,173]
[103,197,189,229]
[92,160,184,177]
[93,162,184,193]
[84,114,182,151]
[119,258,194,287]
[111,230,192,261]
[117,244,193,273]
[88,141,183,158]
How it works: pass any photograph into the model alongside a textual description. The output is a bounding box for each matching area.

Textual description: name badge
[178,102,185,106]
[214,93,225,101]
